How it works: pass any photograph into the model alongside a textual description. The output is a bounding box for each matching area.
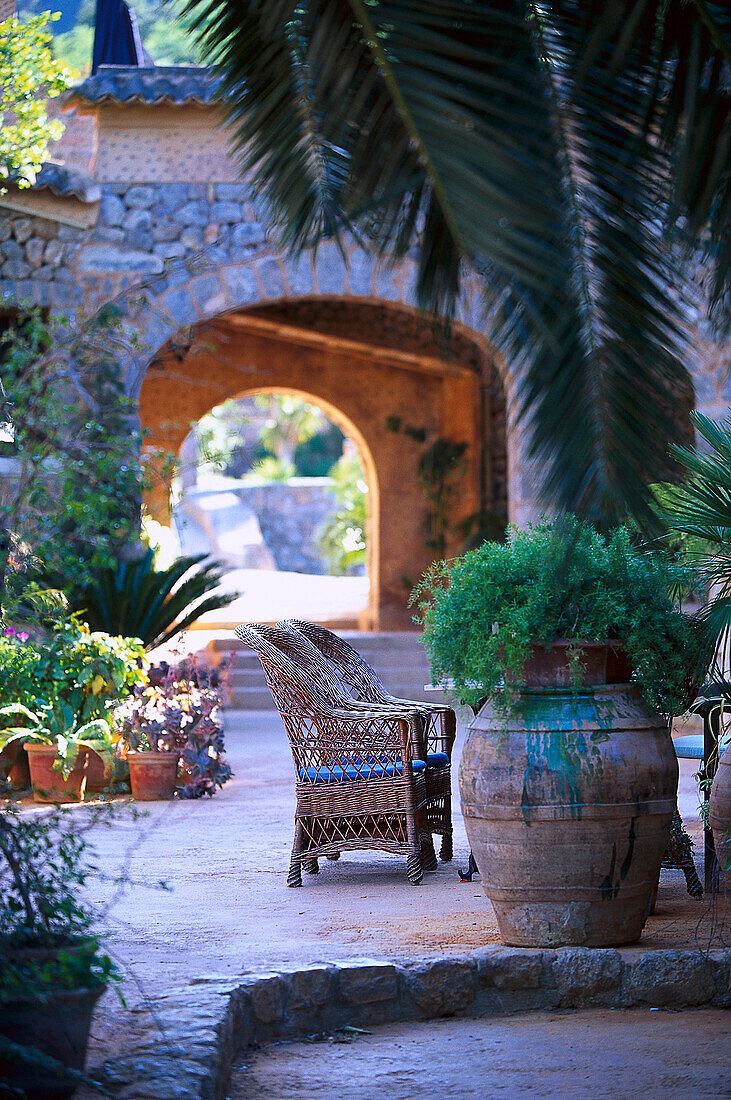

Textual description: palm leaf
[665,411,731,680]
[566,0,731,330]
[69,551,238,650]
[185,0,711,530]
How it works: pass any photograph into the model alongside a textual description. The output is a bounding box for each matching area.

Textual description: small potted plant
[114,661,232,801]
[0,805,118,1098]
[0,701,114,803]
[412,519,698,947]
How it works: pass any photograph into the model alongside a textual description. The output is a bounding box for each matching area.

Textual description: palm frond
[566,0,731,331]
[186,0,715,529]
[68,550,238,651]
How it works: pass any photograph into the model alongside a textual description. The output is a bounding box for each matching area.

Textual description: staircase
[209,633,436,710]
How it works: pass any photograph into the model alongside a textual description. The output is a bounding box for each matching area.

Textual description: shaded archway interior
[139,296,508,630]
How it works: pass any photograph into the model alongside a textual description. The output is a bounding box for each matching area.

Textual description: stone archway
[132,253,507,630]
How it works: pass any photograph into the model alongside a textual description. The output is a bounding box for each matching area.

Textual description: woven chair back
[235,623,407,781]
[280,619,387,703]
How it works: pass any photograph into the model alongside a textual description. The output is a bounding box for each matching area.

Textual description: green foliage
[0,13,69,186]
[411,519,699,717]
[317,448,368,575]
[255,394,326,471]
[249,454,295,482]
[52,23,93,76]
[187,0,730,530]
[294,419,344,476]
[0,616,145,776]
[663,411,731,682]
[37,615,147,723]
[0,804,118,1000]
[0,631,43,709]
[67,548,238,651]
[0,700,113,779]
[0,307,143,618]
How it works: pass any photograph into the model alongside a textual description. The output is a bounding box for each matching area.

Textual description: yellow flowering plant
[0,13,70,188]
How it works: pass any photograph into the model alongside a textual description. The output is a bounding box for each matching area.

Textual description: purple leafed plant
[115,658,232,798]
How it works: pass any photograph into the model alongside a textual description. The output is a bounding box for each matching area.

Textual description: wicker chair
[236,623,437,886]
[279,619,456,862]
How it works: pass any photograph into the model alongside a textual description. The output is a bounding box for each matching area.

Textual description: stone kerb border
[96,946,731,1099]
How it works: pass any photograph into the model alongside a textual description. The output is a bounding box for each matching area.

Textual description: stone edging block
[96,947,731,1098]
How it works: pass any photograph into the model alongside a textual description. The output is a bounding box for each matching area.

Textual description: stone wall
[234,479,340,575]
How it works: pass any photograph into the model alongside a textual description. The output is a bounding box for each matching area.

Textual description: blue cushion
[299,751,450,783]
[426,752,450,768]
[673,733,730,760]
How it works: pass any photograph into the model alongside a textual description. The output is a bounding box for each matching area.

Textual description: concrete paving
[76,709,726,1007]
[56,708,726,1087]
[230,1008,731,1100]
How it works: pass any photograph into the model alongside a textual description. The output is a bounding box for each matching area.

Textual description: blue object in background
[92,0,143,73]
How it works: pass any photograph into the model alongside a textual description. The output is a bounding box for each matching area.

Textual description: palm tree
[665,412,731,680]
[186,0,730,532]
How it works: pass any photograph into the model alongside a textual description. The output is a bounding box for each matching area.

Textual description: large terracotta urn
[709,742,731,880]
[459,642,678,947]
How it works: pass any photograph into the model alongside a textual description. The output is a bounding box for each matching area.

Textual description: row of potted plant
[0,617,232,804]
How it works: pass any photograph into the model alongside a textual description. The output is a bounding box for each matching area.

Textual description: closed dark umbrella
[91,0,144,74]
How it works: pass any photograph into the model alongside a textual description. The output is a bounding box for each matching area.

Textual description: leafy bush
[66,549,238,651]
[0,800,115,963]
[0,616,146,719]
[0,630,43,709]
[114,661,232,798]
[1,306,143,617]
[38,616,147,724]
[411,518,699,717]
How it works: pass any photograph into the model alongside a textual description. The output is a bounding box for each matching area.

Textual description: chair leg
[421,835,438,872]
[287,820,303,887]
[304,857,319,874]
[439,828,454,863]
[407,847,423,885]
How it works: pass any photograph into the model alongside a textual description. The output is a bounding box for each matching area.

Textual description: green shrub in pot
[0,805,119,1097]
[412,519,700,948]
[411,518,699,718]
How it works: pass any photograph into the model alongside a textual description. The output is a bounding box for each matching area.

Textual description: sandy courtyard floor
[12,708,727,1091]
[230,1008,731,1100]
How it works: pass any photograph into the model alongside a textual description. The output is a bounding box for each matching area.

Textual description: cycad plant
[68,549,238,651]
[185,0,730,532]
[664,412,731,682]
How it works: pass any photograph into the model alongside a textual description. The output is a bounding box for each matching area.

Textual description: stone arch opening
[172,385,379,628]
[138,293,507,629]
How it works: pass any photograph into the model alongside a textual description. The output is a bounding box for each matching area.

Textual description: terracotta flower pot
[127,750,180,800]
[0,742,31,790]
[26,743,108,804]
[709,742,731,880]
[460,640,677,947]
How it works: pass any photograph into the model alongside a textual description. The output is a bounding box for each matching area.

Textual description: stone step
[218,631,435,710]
[226,685,277,709]
[209,631,427,655]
